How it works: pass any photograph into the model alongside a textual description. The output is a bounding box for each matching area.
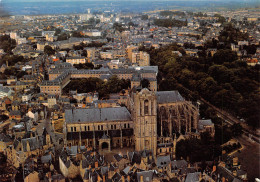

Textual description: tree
[141,14,148,20]
[128,21,135,27]
[74,63,94,70]
[113,22,125,32]
[212,49,238,64]
[54,28,62,36]
[230,123,243,137]
[141,78,150,89]
[44,45,55,56]
[57,32,70,41]
[72,31,84,38]
[0,35,16,54]
[218,23,248,43]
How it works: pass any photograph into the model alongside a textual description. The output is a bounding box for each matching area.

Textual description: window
[85,126,87,131]
[128,123,130,128]
[114,124,116,129]
[144,100,149,115]
[101,125,103,130]
[74,127,76,132]
[71,127,73,132]
[98,125,100,130]
[88,126,90,131]
[111,125,113,129]
[124,124,126,128]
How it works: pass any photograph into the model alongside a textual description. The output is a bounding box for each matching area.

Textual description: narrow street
[36,110,63,149]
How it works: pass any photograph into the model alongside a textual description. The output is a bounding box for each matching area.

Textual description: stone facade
[64,88,200,158]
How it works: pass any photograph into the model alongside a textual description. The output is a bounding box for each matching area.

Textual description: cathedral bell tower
[133,88,157,156]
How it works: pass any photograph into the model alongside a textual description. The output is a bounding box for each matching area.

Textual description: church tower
[133,88,157,156]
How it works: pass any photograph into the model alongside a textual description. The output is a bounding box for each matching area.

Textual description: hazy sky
[3,0,256,2]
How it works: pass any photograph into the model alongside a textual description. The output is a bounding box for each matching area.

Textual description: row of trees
[159,10,186,17]
[143,29,259,128]
[154,18,187,28]
[63,75,130,99]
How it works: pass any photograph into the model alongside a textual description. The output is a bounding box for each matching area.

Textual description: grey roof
[41,154,52,163]
[198,119,214,130]
[114,154,123,162]
[156,91,185,104]
[101,166,109,175]
[0,86,11,95]
[112,172,122,182]
[156,155,171,168]
[185,172,200,182]
[171,160,188,169]
[66,146,78,156]
[232,178,243,182]
[21,137,39,152]
[123,166,131,175]
[0,133,12,143]
[137,170,154,182]
[65,107,131,123]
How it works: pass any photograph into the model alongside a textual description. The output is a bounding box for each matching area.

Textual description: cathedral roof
[65,107,131,123]
[156,91,184,104]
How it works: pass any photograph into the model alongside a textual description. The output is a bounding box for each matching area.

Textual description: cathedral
[64,88,199,157]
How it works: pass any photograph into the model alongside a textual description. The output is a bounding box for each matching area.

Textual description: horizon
[2,0,259,2]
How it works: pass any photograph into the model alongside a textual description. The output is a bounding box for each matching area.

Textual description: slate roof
[198,119,214,130]
[156,155,171,168]
[137,170,154,182]
[185,172,200,182]
[10,110,22,116]
[112,172,122,182]
[114,154,123,162]
[66,146,78,156]
[171,160,188,169]
[65,107,131,123]
[0,86,11,94]
[0,133,12,143]
[21,137,40,152]
[41,154,52,163]
[156,91,185,104]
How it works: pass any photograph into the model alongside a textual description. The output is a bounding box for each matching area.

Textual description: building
[131,51,150,66]
[198,119,215,137]
[66,57,86,65]
[0,86,13,98]
[64,88,199,157]
[64,107,133,150]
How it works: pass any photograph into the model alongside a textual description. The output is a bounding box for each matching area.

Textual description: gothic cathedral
[132,88,157,155]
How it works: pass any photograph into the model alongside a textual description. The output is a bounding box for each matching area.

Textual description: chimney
[97,174,102,182]
[95,161,99,168]
[199,172,202,181]
[108,171,113,179]
[140,175,144,182]
[48,172,51,182]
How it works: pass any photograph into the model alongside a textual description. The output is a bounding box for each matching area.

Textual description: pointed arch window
[144,100,149,115]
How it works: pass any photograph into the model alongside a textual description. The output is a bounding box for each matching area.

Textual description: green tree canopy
[44,45,55,56]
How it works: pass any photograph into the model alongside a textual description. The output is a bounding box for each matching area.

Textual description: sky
[3,0,258,2]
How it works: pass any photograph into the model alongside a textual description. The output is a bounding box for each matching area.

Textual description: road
[36,110,63,149]
[200,98,260,144]
[200,98,260,180]
[231,136,260,181]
